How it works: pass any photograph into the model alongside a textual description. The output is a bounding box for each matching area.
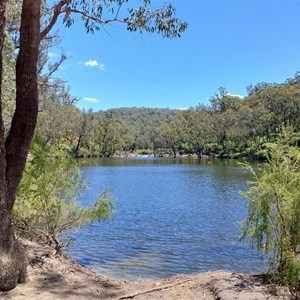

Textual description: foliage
[57,0,188,38]
[240,128,300,295]
[13,139,114,252]
[29,70,300,160]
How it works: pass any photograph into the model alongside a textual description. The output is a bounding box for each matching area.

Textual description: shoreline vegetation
[78,152,248,161]
[35,76,300,162]
[11,130,299,299]
[0,235,292,300]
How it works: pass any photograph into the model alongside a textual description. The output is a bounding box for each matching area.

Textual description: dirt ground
[0,238,292,300]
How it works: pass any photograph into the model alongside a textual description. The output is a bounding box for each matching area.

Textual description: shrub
[13,138,114,252]
[240,128,300,296]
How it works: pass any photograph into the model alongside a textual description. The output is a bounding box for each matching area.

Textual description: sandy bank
[0,238,292,300]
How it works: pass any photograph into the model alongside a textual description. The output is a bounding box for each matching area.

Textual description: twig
[65,8,127,25]
[118,278,194,299]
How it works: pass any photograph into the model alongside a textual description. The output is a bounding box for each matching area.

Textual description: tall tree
[182,109,214,157]
[0,0,41,291]
[0,0,187,291]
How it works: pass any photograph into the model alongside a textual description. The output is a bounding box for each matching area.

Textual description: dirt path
[0,239,292,300]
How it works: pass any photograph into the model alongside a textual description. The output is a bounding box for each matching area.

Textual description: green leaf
[29,184,39,191]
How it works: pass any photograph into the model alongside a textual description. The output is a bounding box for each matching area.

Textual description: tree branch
[40,0,69,40]
[118,279,193,299]
[40,54,67,83]
[41,0,128,40]
[64,8,127,25]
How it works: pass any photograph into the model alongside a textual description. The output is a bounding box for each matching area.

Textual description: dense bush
[13,139,114,252]
[241,128,300,295]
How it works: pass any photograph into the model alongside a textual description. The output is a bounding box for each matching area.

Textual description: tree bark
[6,0,41,206]
[0,0,41,291]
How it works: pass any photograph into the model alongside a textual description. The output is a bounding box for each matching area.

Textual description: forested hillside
[2,2,300,160]
[31,76,300,159]
[5,60,300,160]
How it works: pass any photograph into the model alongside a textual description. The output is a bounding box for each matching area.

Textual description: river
[65,157,266,280]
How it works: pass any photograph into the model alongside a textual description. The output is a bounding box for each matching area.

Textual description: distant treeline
[30,74,300,159]
[2,0,299,160]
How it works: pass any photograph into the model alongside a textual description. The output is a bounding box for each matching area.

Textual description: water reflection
[66,157,265,280]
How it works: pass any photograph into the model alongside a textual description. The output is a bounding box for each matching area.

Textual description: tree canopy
[30,74,300,160]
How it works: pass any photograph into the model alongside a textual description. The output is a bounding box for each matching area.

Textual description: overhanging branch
[63,8,127,25]
[41,1,126,40]
[40,0,69,40]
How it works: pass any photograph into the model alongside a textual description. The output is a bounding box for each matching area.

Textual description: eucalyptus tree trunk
[0,0,41,291]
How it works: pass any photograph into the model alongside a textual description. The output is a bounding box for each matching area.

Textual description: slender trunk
[5,0,41,204]
[172,145,176,158]
[0,0,41,291]
[74,133,83,157]
[0,0,25,292]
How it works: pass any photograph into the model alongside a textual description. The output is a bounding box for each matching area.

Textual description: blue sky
[49,0,300,111]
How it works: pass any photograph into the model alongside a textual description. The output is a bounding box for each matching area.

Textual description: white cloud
[84,59,105,70]
[228,93,244,99]
[83,97,98,103]
[84,60,98,67]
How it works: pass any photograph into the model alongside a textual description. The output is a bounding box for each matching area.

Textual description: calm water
[65,157,266,280]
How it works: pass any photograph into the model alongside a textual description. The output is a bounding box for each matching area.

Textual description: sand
[0,238,292,300]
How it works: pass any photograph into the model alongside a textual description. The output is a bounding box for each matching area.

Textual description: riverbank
[0,238,292,300]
